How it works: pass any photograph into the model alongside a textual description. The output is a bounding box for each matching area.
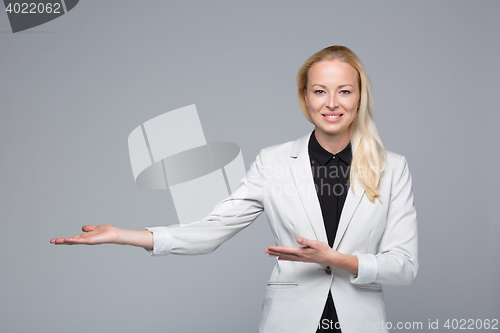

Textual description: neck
[313,128,350,154]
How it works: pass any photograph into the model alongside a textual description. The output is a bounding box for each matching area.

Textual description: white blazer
[148,131,418,333]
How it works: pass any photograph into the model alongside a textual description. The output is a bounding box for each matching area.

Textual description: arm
[265,238,359,275]
[151,152,267,255]
[50,151,267,255]
[348,155,418,285]
[372,155,418,285]
[265,155,418,285]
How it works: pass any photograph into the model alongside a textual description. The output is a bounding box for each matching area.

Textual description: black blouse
[308,130,351,333]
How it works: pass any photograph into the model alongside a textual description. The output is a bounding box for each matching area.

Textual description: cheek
[347,96,360,112]
[307,95,321,111]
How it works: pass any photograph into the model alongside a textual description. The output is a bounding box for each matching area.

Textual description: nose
[326,94,338,109]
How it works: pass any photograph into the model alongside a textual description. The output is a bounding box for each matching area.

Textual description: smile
[322,114,343,122]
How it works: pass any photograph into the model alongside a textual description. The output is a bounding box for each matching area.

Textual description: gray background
[1,1,499,332]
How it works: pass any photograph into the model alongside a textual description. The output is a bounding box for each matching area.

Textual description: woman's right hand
[50,224,120,245]
[50,225,153,250]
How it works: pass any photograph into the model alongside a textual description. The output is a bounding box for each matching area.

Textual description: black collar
[308,130,352,166]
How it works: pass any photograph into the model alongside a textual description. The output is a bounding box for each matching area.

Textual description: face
[304,59,360,142]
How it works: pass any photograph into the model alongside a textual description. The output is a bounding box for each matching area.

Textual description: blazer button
[325,266,332,275]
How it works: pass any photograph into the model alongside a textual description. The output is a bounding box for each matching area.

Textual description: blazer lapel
[289,131,366,250]
[289,133,328,244]
[333,178,365,250]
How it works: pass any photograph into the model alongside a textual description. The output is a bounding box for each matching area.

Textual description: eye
[314,89,325,95]
[339,90,351,95]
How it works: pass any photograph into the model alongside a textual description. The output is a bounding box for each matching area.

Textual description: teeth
[325,115,340,118]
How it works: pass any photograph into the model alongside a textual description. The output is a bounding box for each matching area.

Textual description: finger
[267,250,300,258]
[82,225,97,232]
[52,234,88,245]
[277,254,305,262]
[51,237,76,244]
[297,237,316,248]
[297,237,307,246]
[51,230,89,244]
[266,250,288,257]
[267,250,292,257]
[264,249,285,256]
[51,238,76,245]
[65,235,95,244]
[266,249,282,256]
[267,246,302,253]
[271,247,304,256]
[278,257,302,261]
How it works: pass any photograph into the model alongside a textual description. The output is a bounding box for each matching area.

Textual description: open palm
[50,224,118,245]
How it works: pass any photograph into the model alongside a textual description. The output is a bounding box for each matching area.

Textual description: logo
[3,0,79,33]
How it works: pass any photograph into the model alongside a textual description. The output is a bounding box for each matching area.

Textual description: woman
[51,46,418,333]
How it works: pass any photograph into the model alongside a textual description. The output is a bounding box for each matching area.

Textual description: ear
[304,88,309,108]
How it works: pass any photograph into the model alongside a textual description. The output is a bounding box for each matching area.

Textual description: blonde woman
[51,46,418,333]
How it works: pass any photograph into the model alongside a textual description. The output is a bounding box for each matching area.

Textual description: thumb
[82,225,97,232]
[297,237,312,247]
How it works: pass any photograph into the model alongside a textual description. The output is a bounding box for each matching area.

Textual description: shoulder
[384,150,412,179]
[261,139,296,156]
[257,131,311,165]
[386,150,405,167]
[256,139,296,166]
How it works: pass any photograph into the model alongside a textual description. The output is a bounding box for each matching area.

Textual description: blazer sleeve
[146,150,267,256]
[376,155,418,285]
[352,155,418,286]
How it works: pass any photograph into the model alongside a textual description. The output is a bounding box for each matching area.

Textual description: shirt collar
[308,130,352,166]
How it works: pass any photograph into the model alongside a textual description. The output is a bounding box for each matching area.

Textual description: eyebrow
[311,84,354,89]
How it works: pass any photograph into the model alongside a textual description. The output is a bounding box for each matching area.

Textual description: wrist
[330,252,358,275]
[116,228,153,250]
[114,227,127,245]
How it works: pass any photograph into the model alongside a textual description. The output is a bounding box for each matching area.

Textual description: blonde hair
[297,45,386,202]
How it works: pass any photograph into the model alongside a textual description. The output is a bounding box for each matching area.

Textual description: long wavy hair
[297,45,386,202]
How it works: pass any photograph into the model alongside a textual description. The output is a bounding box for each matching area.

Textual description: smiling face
[305,59,360,148]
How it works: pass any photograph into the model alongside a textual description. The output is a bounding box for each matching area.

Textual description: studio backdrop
[1,1,499,332]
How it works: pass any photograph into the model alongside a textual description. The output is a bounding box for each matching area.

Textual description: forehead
[307,59,359,86]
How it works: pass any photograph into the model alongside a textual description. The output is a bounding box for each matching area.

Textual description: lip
[321,113,343,122]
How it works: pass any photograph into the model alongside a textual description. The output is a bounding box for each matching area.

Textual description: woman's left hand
[265,238,358,275]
